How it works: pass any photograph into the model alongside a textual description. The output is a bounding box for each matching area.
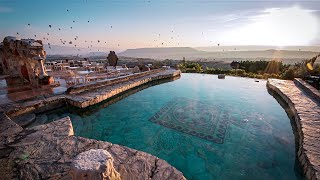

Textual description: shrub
[281,66,296,80]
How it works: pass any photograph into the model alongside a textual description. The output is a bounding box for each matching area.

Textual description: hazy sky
[0,0,320,51]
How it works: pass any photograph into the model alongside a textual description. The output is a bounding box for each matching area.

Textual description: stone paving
[267,79,320,180]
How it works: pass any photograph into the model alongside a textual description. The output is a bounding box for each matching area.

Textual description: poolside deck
[267,78,320,180]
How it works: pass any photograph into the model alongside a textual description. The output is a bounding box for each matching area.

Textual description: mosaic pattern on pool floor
[149,97,231,144]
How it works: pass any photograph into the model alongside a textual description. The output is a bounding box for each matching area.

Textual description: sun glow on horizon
[222,6,319,46]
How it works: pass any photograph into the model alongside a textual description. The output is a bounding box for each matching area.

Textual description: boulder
[70,149,121,180]
[218,74,225,79]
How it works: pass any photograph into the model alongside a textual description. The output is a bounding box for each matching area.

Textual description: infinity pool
[32,74,304,179]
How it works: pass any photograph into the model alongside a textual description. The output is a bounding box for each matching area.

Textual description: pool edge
[267,78,320,180]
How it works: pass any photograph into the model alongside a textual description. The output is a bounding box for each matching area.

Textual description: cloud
[0,6,13,13]
[220,6,319,46]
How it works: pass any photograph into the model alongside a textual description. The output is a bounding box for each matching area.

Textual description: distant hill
[43,45,111,56]
[195,45,320,52]
[86,52,107,57]
[119,47,319,61]
[43,45,90,55]
[119,47,203,59]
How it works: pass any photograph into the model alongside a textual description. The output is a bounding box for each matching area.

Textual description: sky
[0,0,320,52]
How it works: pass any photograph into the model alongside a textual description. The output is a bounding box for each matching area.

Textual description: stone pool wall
[267,79,320,180]
[2,69,180,117]
[0,114,186,179]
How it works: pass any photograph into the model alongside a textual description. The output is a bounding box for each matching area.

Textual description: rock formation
[107,51,118,67]
[0,115,186,179]
[0,36,52,86]
[70,149,121,180]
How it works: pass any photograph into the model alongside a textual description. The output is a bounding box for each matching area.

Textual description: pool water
[33,74,304,179]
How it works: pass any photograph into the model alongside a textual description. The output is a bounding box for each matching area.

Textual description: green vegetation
[178,54,320,80]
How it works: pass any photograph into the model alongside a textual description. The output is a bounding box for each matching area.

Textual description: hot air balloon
[49,25,52,28]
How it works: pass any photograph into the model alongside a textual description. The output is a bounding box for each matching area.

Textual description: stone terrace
[267,78,320,180]
[1,69,180,117]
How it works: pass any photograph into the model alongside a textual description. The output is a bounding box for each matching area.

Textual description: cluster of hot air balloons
[20,7,119,53]
[18,2,224,54]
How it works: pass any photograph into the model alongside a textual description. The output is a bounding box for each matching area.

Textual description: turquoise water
[33,74,303,179]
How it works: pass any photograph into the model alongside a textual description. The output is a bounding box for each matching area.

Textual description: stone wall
[4,95,67,118]
[267,79,320,180]
[294,78,320,103]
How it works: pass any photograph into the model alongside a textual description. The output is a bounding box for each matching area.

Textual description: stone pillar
[38,59,48,78]
[70,149,121,180]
